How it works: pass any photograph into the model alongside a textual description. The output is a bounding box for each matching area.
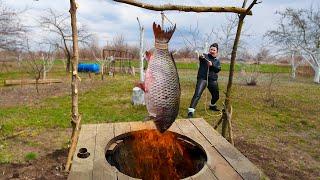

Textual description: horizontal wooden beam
[113,0,252,15]
[4,79,63,86]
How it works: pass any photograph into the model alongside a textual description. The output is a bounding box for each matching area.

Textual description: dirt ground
[0,77,104,180]
[235,139,319,180]
[0,149,68,180]
[0,77,103,107]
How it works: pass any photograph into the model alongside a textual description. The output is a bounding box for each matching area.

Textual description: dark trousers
[189,79,219,109]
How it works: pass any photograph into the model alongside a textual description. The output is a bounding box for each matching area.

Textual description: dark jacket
[197,54,221,81]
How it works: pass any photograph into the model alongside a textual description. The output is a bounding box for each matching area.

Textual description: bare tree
[266,6,320,83]
[40,48,56,80]
[289,51,304,79]
[215,15,240,59]
[21,39,56,93]
[89,35,109,80]
[177,46,194,59]
[0,0,26,51]
[112,33,127,50]
[39,8,93,72]
[183,15,249,60]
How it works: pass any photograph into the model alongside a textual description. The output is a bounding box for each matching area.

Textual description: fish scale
[144,22,181,133]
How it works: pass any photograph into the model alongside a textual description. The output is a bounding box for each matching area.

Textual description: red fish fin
[145,51,152,62]
[136,81,146,92]
[153,22,176,43]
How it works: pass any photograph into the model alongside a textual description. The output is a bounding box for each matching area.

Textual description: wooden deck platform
[68,118,264,180]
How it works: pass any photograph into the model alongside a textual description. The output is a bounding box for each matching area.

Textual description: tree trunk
[66,56,71,72]
[65,0,81,172]
[43,65,47,80]
[101,63,104,80]
[290,53,296,79]
[139,23,145,82]
[314,66,320,83]
[291,65,296,79]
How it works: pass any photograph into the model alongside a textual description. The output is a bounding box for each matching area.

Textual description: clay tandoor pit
[105,129,207,180]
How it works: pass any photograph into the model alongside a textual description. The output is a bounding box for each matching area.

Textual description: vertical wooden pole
[221,0,258,144]
[137,17,144,82]
[65,0,81,172]
[221,17,244,139]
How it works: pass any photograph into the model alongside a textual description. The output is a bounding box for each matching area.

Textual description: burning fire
[109,130,204,180]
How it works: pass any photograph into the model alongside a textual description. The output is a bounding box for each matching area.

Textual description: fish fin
[135,81,146,92]
[153,22,176,43]
[143,115,155,122]
[145,51,152,62]
[170,53,181,90]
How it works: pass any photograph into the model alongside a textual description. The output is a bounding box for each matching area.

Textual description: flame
[116,130,197,180]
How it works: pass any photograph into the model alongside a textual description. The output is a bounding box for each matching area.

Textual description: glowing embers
[106,129,207,180]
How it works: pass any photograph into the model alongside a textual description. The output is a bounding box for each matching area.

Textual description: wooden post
[137,17,145,82]
[220,0,259,144]
[65,0,81,172]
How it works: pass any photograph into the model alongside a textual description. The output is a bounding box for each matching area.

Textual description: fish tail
[153,22,176,44]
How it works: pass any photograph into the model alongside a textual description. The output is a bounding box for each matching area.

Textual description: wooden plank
[143,120,157,130]
[129,121,146,131]
[93,123,117,180]
[168,121,183,134]
[187,164,218,180]
[113,122,133,180]
[190,118,262,180]
[129,121,155,131]
[175,119,242,180]
[114,122,131,137]
[68,124,97,180]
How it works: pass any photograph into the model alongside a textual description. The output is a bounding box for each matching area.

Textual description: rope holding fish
[161,12,222,118]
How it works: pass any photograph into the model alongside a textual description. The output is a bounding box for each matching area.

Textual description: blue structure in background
[78,63,100,73]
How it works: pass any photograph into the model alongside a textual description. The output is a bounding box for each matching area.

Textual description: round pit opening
[105,129,207,180]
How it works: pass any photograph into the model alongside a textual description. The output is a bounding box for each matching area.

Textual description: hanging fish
[139,22,180,133]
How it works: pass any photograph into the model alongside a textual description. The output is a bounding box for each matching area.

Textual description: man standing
[188,43,221,118]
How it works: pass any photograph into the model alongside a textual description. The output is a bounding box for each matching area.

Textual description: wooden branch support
[215,0,258,144]
[227,106,234,145]
[114,0,252,15]
[214,112,224,129]
[65,0,81,172]
[65,115,82,171]
[4,79,62,86]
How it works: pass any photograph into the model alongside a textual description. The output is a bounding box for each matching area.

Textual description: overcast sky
[4,0,319,53]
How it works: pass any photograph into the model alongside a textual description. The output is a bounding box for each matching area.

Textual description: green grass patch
[25,152,37,161]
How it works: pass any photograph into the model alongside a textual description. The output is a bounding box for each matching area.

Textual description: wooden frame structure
[66,0,261,172]
[68,118,264,180]
[102,49,135,76]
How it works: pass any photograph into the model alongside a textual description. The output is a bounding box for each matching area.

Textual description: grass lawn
[0,61,319,179]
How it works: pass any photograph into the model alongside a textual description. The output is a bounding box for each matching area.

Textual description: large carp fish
[139,22,180,133]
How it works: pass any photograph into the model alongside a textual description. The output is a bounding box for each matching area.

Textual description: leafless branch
[113,0,252,15]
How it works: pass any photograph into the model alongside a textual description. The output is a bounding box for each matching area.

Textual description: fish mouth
[154,117,174,133]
